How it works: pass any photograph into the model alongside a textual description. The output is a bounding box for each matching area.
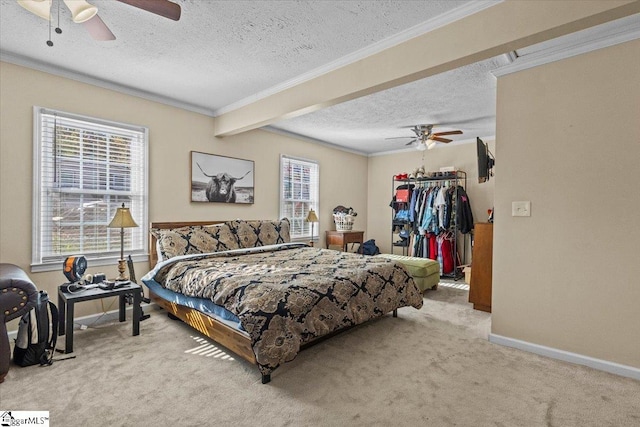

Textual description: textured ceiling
[0,0,498,154]
[1,1,471,110]
[270,54,509,154]
[3,1,629,155]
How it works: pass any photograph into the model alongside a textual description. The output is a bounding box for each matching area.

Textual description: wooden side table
[325,230,364,252]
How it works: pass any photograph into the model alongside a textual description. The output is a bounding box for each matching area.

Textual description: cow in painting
[196,163,251,203]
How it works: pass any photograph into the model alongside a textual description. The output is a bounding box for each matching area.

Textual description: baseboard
[7,302,158,341]
[489,333,640,381]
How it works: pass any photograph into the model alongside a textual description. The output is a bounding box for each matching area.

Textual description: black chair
[0,264,38,383]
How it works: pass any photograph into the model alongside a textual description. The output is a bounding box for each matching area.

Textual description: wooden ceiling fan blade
[405,139,417,146]
[83,15,116,41]
[432,137,452,143]
[385,136,414,140]
[433,130,463,136]
[116,0,181,21]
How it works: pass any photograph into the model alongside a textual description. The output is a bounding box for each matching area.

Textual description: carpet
[1,284,638,426]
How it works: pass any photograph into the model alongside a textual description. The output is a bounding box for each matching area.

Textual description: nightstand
[57,282,142,353]
[325,230,364,252]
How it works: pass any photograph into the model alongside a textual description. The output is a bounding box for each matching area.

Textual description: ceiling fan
[17,0,181,45]
[386,124,463,150]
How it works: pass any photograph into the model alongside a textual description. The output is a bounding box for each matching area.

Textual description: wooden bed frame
[147,221,266,379]
[147,220,397,384]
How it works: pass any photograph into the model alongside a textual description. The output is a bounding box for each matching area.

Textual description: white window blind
[32,107,148,271]
[279,155,319,240]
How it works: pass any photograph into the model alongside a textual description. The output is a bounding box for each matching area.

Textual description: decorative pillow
[204,223,240,250]
[227,219,290,248]
[151,224,239,260]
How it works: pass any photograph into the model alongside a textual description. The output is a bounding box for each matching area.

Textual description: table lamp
[108,203,138,281]
[305,208,319,247]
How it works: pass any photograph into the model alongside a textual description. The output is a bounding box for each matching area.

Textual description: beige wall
[493,40,640,368]
[367,140,495,261]
[0,61,368,321]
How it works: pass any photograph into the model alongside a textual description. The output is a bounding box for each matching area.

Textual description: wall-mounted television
[477,137,495,184]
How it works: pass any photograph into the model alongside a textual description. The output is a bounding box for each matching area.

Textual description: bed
[142,219,423,383]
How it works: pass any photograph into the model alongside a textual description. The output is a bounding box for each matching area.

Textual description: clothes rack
[390,170,472,280]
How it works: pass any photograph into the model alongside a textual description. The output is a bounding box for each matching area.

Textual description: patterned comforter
[149,244,423,376]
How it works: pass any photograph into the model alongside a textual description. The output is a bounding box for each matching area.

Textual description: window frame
[31,106,149,272]
[279,154,320,242]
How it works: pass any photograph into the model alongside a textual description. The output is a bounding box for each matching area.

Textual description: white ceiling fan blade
[17,0,52,20]
[82,15,116,41]
[63,0,98,23]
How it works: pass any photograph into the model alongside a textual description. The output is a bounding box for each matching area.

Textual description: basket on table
[334,214,354,231]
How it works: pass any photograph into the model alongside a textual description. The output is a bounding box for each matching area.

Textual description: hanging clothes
[438,233,455,274]
[390,172,473,280]
[443,186,454,230]
[435,185,447,232]
[409,185,419,223]
[421,187,439,233]
[428,233,437,260]
[456,186,474,234]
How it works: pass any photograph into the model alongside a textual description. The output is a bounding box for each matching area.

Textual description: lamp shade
[426,139,437,150]
[63,0,98,23]
[17,0,52,20]
[305,209,318,223]
[108,203,138,229]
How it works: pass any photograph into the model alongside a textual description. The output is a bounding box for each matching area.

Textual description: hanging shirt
[435,185,447,231]
[420,188,437,231]
[409,186,419,223]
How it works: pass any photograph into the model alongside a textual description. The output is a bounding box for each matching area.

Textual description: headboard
[148,221,226,268]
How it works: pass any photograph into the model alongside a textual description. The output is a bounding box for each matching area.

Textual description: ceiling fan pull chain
[55,0,62,34]
[47,9,53,46]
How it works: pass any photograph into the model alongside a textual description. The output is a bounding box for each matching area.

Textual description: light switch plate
[512,201,531,217]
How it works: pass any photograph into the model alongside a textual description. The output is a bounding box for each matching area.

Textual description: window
[32,107,148,271]
[279,155,319,240]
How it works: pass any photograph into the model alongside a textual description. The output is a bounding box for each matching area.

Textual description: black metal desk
[57,283,142,353]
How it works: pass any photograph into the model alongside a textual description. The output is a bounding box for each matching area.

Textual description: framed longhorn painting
[190,151,255,204]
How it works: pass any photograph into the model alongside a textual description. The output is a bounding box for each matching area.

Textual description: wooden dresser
[469,222,493,313]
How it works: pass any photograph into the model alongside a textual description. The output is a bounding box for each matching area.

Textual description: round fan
[63,255,87,283]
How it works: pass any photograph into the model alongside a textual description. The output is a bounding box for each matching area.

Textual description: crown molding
[492,14,640,78]
[214,0,502,116]
[0,51,217,117]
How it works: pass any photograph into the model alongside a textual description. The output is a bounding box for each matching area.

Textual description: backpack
[13,290,59,367]
[358,239,380,256]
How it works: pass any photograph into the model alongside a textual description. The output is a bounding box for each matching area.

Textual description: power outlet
[512,201,531,217]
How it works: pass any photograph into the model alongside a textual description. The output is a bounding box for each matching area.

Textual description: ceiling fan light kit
[63,0,98,23]
[16,0,181,46]
[17,0,52,20]
[389,124,463,151]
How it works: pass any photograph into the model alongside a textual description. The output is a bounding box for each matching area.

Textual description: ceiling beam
[214,0,640,137]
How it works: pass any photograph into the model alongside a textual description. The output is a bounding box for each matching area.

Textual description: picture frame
[190,151,255,204]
